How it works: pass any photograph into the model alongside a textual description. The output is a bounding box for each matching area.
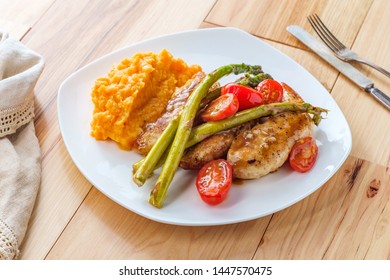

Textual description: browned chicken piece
[135,72,206,155]
[179,123,253,169]
[179,131,235,170]
[227,85,313,179]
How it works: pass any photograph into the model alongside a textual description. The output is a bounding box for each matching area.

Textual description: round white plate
[57,27,352,226]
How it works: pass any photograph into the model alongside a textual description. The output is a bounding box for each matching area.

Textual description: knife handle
[366,87,390,111]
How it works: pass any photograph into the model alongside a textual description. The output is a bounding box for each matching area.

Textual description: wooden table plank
[199,22,340,92]
[0,19,30,40]
[253,156,389,259]
[324,159,390,259]
[319,0,390,167]
[0,0,54,39]
[206,0,372,48]
[45,187,271,260]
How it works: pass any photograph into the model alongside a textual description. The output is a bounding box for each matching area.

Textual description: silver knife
[287,25,390,111]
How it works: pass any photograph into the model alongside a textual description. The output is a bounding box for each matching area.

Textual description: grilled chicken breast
[135,72,206,155]
[179,123,252,169]
[179,131,235,169]
[227,85,313,179]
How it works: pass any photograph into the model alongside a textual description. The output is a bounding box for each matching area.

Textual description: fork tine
[312,14,345,49]
[307,14,344,52]
[307,15,336,51]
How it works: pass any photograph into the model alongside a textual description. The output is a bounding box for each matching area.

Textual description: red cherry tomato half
[201,93,239,122]
[289,137,318,173]
[195,159,233,205]
[221,83,263,110]
[255,79,284,104]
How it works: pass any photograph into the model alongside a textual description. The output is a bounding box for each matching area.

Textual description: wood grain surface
[1,0,388,260]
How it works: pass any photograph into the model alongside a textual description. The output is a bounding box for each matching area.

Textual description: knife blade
[287,25,390,111]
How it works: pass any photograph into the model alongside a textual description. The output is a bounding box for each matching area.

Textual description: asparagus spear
[149,63,261,208]
[132,118,178,186]
[186,102,327,147]
[235,72,273,88]
[132,101,327,180]
[132,70,273,179]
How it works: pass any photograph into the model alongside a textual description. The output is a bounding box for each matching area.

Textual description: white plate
[58,27,352,226]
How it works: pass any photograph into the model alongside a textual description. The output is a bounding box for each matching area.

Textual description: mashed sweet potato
[90,49,201,149]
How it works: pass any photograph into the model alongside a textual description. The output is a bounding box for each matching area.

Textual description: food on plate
[289,136,318,173]
[221,83,264,110]
[227,83,314,179]
[195,159,233,205]
[135,72,274,168]
[200,93,239,122]
[179,123,251,170]
[255,79,284,103]
[181,130,236,170]
[178,84,321,172]
[90,49,201,149]
[132,118,179,187]
[135,71,206,155]
[135,100,325,176]
[88,51,328,208]
[133,63,327,208]
[148,64,265,208]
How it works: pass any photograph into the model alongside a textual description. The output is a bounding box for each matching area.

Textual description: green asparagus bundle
[133,119,178,187]
[187,102,327,147]
[148,63,263,208]
[132,63,328,208]
[133,69,275,184]
[132,101,327,184]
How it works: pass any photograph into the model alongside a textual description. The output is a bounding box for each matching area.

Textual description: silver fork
[308,14,390,79]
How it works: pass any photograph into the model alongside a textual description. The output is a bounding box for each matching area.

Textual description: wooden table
[2,0,389,260]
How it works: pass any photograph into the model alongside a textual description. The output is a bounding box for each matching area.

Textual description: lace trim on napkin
[0,100,34,138]
[0,218,19,260]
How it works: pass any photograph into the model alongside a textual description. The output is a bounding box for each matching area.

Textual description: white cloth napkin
[0,30,44,259]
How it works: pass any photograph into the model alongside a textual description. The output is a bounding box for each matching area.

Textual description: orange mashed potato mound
[90,49,201,149]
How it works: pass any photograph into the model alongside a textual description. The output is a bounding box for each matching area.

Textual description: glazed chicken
[227,85,313,179]
[179,123,252,169]
[137,71,314,180]
[180,84,314,179]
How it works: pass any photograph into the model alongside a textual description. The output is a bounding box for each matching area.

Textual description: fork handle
[354,57,390,79]
[366,86,390,111]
